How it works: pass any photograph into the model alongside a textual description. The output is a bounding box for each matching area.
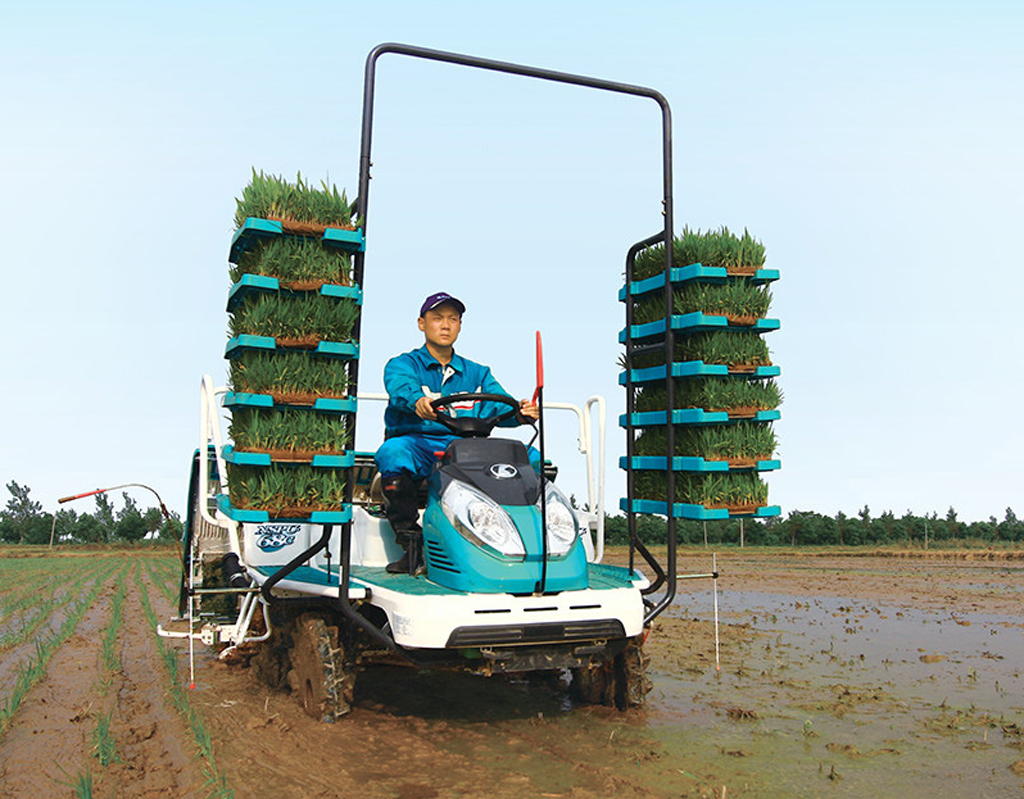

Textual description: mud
[0,549,1022,798]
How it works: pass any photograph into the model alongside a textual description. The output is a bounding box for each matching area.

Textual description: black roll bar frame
[261,43,681,654]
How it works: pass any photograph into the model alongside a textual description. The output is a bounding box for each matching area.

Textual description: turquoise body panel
[421,500,589,594]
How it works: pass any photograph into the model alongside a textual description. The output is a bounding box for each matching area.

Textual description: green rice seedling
[634,226,766,280]
[633,280,772,325]
[99,578,126,692]
[0,562,115,738]
[634,471,769,509]
[228,293,359,345]
[635,378,782,413]
[630,331,772,370]
[133,566,233,799]
[227,463,347,515]
[635,422,777,461]
[54,763,94,799]
[231,236,352,288]
[229,350,350,402]
[92,708,118,766]
[229,408,351,456]
[234,169,355,230]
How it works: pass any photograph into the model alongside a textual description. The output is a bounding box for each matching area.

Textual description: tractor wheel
[286,613,355,722]
[570,634,651,710]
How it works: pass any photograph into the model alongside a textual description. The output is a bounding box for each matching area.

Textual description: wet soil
[0,549,1022,798]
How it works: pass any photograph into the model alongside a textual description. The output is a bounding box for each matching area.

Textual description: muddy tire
[286,613,355,722]
[571,634,651,710]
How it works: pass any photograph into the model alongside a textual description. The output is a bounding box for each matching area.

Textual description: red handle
[532,331,544,403]
[58,488,105,504]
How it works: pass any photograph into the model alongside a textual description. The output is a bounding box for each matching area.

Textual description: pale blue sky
[1,1,1021,522]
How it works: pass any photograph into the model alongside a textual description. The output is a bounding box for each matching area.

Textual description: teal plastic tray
[620,455,780,473]
[223,392,357,414]
[619,263,779,301]
[216,494,353,524]
[229,217,365,263]
[620,362,780,385]
[222,445,355,469]
[225,335,359,360]
[227,274,362,312]
[619,497,781,520]
[620,409,781,427]
[620,313,780,342]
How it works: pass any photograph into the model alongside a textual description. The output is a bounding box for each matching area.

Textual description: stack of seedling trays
[218,171,364,525]
[619,227,782,520]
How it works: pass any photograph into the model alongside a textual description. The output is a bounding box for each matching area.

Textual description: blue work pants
[375,434,456,481]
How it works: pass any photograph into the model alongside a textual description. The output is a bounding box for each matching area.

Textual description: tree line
[1,481,183,545]
[603,504,1024,547]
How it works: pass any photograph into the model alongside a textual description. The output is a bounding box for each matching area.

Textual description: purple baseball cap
[419,291,466,317]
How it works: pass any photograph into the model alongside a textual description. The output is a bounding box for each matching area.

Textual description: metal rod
[713,553,721,672]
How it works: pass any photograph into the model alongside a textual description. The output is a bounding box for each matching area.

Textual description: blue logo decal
[255,524,301,552]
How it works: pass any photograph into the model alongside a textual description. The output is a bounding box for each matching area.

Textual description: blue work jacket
[383,345,521,438]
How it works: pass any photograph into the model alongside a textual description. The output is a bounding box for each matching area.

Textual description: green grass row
[633,226,766,280]
[229,407,351,456]
[0,558,119,739]
[226,463,347,515]
[133,562,232,799]
[234,169,355,231]
[228,292,359,344]
[635,422,778,462]
[635,377,782,414]
[228,350,351,402]
[632,279,772,325]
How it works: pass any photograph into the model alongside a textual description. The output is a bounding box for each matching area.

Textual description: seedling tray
[224,391,357,414]
[619,497,781,520]
[222,445,355,468]
[619,263,779,301]
[620,362,780,385]
[229,217,365,263]
[216,494,353,524]
[227,274,362,312]
[621,455,780,473]
[620,409,781,427]
[619,313,780,342]
[225,334,359,360]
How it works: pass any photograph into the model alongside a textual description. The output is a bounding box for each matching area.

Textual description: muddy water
[183,552,1024,798]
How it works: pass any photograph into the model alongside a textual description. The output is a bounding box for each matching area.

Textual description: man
[375,292,539,574]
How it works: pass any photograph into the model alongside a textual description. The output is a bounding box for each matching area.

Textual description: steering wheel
[430,393,520,438]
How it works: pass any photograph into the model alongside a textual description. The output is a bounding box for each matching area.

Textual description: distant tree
[115,493,147,542]
[834,511,848,546]
[143,507,163,538]
[0,515,18,543]
[999,508,1024,542]
[877,510,897,544]
[157,511,184,541]
[93,493,115,541]
[53,508,79,544]
[24,513,53,545]
[73,514,105,543]
[4,481,43,544]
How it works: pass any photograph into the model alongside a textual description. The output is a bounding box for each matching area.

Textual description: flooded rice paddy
[0,549,1021,797]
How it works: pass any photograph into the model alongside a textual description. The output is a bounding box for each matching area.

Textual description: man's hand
[517,398,539,423]
[415,395,438,421]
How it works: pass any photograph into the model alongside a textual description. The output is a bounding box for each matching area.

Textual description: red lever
[532,331,544,404]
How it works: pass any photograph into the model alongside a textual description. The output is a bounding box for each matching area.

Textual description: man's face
[418,303,462,348]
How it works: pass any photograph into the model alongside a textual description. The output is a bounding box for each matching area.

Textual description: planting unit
[619,235,782,520]
[167,44,742,723]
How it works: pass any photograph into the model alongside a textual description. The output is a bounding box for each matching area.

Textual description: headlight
[539,483,579,557]
[441,479,525,559]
